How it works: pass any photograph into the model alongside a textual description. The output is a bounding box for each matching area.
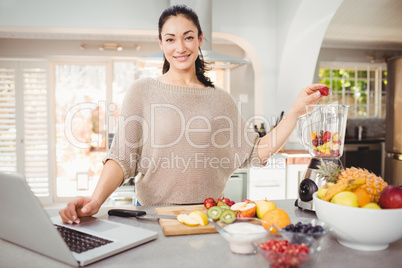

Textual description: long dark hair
[158,5,214,88]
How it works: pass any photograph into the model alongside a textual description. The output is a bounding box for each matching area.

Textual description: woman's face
[159,15,203,73]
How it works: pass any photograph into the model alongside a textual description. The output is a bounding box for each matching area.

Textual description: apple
[216,198,223,204]
[222,198,231,205]
[239,203,256,217]
[362,203,381,209]
[256,199,276,219]
[230,201,246,212]
[242,199,251,203]
[205,201,216,209]
[379,185,402,209]
[230,201,256,217]
[204,197,215,207]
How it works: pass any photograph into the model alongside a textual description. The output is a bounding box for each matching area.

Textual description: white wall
[0,0,167,29]
[276,0,344,116]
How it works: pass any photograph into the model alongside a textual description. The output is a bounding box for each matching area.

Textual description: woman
[59,5,324,224]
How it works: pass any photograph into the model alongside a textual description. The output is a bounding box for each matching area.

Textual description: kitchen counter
[281,150,311,165]
[1,199,401,268]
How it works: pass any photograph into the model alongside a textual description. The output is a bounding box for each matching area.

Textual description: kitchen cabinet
[248,156,287,200]
[247,151,311,201]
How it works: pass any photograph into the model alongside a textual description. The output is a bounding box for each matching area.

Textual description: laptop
[0,172,158,267]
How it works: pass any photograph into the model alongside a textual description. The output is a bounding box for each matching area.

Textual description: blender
[295,104,349,211]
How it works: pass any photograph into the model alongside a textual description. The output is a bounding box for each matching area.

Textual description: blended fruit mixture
[311,131,342,158]
[222,223,266,254]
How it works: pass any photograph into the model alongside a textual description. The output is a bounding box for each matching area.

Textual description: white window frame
[0,59,53,205]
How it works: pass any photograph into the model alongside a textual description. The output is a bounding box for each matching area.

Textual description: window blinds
[0,62,50,200]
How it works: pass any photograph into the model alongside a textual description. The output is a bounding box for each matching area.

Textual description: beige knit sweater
[104,77,262,205]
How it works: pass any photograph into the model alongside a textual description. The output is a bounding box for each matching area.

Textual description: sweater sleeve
[102,80,145,181]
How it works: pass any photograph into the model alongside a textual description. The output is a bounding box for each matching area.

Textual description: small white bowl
[313,192,402,251]
[209,218,269,255]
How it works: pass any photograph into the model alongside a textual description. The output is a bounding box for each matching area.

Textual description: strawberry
[319,86,329,96]
[322,131,331,143]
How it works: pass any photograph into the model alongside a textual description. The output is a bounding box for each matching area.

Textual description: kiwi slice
[219,204,230,211]
[207,206,223,221]
[219,209,236,224]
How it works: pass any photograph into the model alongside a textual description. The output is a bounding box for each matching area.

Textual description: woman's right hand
[59,196,101,224]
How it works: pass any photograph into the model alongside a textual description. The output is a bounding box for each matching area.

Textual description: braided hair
[158,5,215,88]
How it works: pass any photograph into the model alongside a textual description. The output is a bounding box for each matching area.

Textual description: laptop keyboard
[55,224,113,254]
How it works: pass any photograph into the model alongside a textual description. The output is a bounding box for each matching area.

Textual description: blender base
[295,199,316,211]
[296,158,343,211]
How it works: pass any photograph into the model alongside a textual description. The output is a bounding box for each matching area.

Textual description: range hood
[142,0,250,69]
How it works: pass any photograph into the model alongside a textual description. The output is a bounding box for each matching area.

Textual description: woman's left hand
[289,84,327,117]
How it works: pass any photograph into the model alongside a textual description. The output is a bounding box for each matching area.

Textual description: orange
[353,187,371,207]
[311,132,317,140]
[261,208,291,233]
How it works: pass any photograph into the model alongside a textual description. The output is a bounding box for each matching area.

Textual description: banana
[322,178,366,201]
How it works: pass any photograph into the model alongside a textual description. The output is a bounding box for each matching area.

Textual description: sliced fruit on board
[207,206,223,221]
[177,214,186,223]
[189,211,209,226]
[230,201,249,211]
[220,209,236,224]
[181,214,200,226]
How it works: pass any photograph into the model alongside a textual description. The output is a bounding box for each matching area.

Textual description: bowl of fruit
[273,218,332,253]
[313,183,402,251]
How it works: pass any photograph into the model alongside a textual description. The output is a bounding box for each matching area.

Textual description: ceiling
[1,0,401,51]
[322,0,402,51]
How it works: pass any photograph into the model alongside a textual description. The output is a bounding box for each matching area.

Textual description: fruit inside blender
[311,131,342,158]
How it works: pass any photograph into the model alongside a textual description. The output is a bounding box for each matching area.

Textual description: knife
[108,209,178,219]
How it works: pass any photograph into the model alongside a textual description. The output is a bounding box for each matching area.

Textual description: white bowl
[209,218,269,255]
[313,192,402,251]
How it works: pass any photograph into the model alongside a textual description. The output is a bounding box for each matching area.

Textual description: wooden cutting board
[155,205,218,236]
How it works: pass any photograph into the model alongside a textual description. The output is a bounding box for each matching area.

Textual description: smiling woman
[157,5,213,88]
[58,4,323,225]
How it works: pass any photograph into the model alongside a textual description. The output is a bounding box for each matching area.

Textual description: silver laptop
[0,172,158,267]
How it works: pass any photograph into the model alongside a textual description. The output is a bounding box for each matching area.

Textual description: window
[0,61,51,204]
[54,63,108,198]
[318,63,387,118]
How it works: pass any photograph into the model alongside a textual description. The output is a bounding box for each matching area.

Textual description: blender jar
[298,104,349,159]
